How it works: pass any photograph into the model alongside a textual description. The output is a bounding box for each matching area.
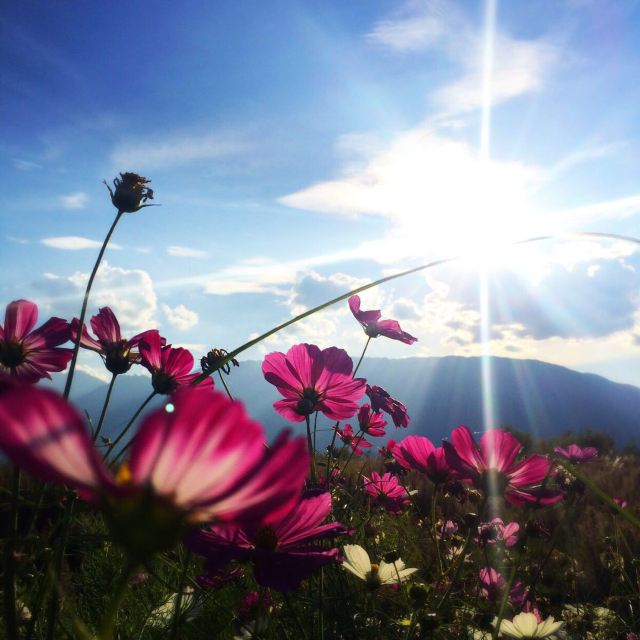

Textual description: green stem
[492,561,519,640]
[170,549,191,640]
[106,391,157,461]
[312,410,319,460]
[64,209,124,399]
[305,414,316,484]
[352,336,372,378]
[94,373,118,442]
[99,559,139,640]
[218,371,233,399]
[431,488,444,576]
[3,466,20,639]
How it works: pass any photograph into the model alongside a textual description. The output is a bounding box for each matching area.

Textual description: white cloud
[13,158,42,171]
[40,236,122,250]
[167,245,209,259]
[60,192,89,209]
[367,6,446,51]
[162,303,199,331]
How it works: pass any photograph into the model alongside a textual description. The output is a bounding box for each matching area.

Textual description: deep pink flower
[0,386,309,555]
[0,300,72,383]
[379,438,407,474]
[476,518,519,548]
[479,568,527,606]
[366,384,410,428]
[71,307,164,375]
[356,404,387,437]
[335,424,371,456]
[262,344,366,422]
[188,492,349,591]
[348,295,417,345]
[394,435,454,484]
[138,330,213,394]
[614,497,628,509]
[554,444,598,463]
[362,472,411,514]
[443,426,563,506]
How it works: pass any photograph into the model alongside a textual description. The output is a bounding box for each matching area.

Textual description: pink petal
[450,425,485,472]
[70,319,103,353]
[508,454,552,487]
[480,430,522,472]
[161,346,195,378]
[137,330,164,370]
[272,398,307,422]
[376,319,418,344]
[90,307,121,343]
[348,295,382,325]
[262,351,305,398]
[4,300,38,341]
[24,317,71,348]
[396,435,436,473]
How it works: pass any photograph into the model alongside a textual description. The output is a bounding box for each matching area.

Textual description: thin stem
[492,561,519,640]
[94,373,118,442]
[431,488,444,576]
[352,336,372,378]
[106,391,157,461]
[64,210,124,399]
[3,467,20,639]
[305,414,316,484]
[312,410,319,460]
[170,549,192,640]
[99,559,139,640]
[217,371,233,399]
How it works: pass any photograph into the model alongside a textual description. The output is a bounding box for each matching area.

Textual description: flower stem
[106,391,157,461]
[3,466,20,640]
[170,549,191,640]
[94,373,117,442]
[64,210,124,399]
[217,371,233,399]
[305,414,316,484]
[352,336,371,378]
[99,558,138,640]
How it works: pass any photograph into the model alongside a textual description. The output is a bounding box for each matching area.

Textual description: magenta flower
[71,307,163,375]
[362,472,411,514]
[394,435,454,484]
[476,518,519,548]
[366,384,410,428]
[443,426,563,506]
[335,424,371,456]
[138,330,213,394]
[356,404,387,437]
[437,520,458,540]
[262,344,366,422]
[479,568,527,606]
[348,295,417,345]
[554,444,598,463]
[614,497,628,509]
[0,385,309,556]
[0,300,72,383]
[188,492,349,591]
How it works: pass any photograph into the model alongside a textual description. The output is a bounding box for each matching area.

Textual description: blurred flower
[334,424,371,456]
[479,568,527,605]
[614,497,628,509]
[444,426,563,506]
[476,518,519,548]
[262,343,365,422]
[149,587,196,628]
[493,612,563,638]
[0,300,72,383]
[394,435,454,484]
[437,520,458,540]
[238,590,272,620]
[342,544,417,588]
[138,330,213,394]
[362,472,411,514]
[366,384,410,428]
[105,172,154,213]
[71,307,161,375]
[0,386,308,558]
[357,404,387,437]
[189,492,349,591]
[554,444,598,463]
[348,295,417,344]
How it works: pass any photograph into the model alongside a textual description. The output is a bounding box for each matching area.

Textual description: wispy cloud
[13,158,42,171]
[161,303,199,331]
[60,191,89,209]
[40,236,122,250]
[167,245,209,259]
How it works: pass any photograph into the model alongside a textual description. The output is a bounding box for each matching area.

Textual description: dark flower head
[366,384,410,428]
[105,172,154,213]
[201,348,239,375]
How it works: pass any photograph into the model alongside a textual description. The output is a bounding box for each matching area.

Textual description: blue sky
[2,0,640,386]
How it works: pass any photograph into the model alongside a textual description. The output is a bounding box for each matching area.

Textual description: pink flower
[614,497,628,509]
[138,330,213,394]
[262,344,366,422]
[479,568,527,605]
[437,520,458,540]
[335,424,371,456]
[348,295,417,345]
[443,426,563,506]
[71,307,163,375]
[476,518,519,547]
[366,384,410,428]
[394,435,454,484]
[0,300,72,383]
[356,404,387,437]
[188,492,349,591]
[362,472,411,514]
[378,438,407,474]
[0,385,309,556]
[554,444,598,463]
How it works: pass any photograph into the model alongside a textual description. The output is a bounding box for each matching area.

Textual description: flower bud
[105,172,154,213]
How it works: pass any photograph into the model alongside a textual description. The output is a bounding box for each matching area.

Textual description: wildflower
[262,343,366,422]
[348,295,417,344]
[437,520,458,540]
[479,568,527,606]
[493,612,563,638]
[189,492,349,591]
[335,424,371,456]
[614,497,628,509]
[138,330,213,394]
[105,172,154,213]
[554,444,598,463]
[394,435,454,484]
[71,307,161,375]
[476,518,519,548]
[0,386,308,558]
[366,384,410,428]
[362,472,411,514]
[342,544,417,589]
[443,426,563,505]
[0,300,72,383]
[357,404,387,437]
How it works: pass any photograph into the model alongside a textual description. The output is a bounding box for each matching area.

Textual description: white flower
[342,544,417,588]
[494,612,563,638]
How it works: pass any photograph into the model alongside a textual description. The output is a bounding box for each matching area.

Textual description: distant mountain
[48,356,640,448]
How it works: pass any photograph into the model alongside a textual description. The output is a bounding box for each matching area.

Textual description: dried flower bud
[201,348,239,375]
[105,172,154,213]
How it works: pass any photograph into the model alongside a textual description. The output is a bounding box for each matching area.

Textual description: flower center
[296,388,320,416]
[254,526,279,551]
[366,563,381,589]
[0,340,26,369]
[105,340,133,375]
[152,371,177,395]
[479,468,509,497]
[364,324,380,338]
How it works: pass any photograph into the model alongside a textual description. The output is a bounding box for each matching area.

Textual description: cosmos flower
[188,492,349,591]
[394,435,454,484]
[366,384,410,428]
[0,385,309,557]
[553,444,598,463]
[105,172,154,213]
[348,295,417,344]
[262,343,366,422]
[138,330,213,394]
[479,568,527,606]
[476,518,520,548]
[362,472,411,514]
[0,300,72,383]
[334,424,371,456]
[356,404,387,437]
[443,426,563,506]
[71,307,162,375]
[493,612,563,638]
[342,545,416,588]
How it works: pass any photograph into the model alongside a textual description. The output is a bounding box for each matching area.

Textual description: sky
[2,0,640,387]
